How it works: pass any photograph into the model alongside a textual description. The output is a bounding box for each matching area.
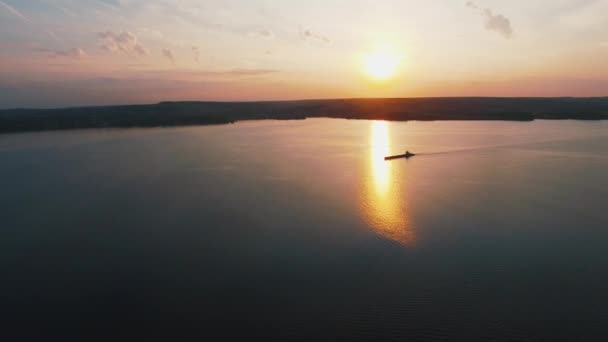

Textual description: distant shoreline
[1,97,607,134]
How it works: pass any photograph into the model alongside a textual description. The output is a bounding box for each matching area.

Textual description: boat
[384,150,416,160]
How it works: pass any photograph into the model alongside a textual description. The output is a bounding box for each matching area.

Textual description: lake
[2,119,608,341]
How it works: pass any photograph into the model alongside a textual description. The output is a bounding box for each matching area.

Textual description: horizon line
[3,95,608,111]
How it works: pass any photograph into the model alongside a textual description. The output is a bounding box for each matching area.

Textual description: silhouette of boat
[384,150,416,160]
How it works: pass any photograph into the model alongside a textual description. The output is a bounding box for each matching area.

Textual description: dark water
[2,119,608,341]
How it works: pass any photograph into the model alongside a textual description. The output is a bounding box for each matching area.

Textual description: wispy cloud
[192,46,200,63]
[96,0,122,8]
[35,47,87,59]
[142,68,280,78]
[162,49,175,65]
[98,31,148,56]
[300,28,331,44]
[0,0,29,22]
[149,3,292,43]
[219,68,279,76]
[466,2,513,39]
[0,0,61,41]
[40,0,78,17]
[247,28,275,39]
[138,27,164,40]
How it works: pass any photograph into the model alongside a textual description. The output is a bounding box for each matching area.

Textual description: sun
[364,51,401,81]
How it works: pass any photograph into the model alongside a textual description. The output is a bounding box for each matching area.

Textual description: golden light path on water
[360,121,413,245]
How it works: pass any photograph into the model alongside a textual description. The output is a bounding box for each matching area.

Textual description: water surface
[2,119,608,340]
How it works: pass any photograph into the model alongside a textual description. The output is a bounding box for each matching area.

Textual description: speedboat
[384,150,416,160]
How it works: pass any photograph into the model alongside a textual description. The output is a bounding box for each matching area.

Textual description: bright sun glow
[364,52,401,81]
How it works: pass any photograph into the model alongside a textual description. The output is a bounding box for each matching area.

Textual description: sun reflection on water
[371,121,391,195]
[361,121,413,245]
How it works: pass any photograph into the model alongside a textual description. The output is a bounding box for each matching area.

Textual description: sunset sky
[1,0,607,108]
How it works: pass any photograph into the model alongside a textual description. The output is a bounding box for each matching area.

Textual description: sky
[0,0,607,108]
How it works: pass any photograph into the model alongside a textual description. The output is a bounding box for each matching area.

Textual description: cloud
[300,28,331,44]
[97,0,122,7]
[466,2,513,39]
[39,0,77,17]
[162,49,175,65]
[192,46,200,63]
[1,0,61,41]
[0,0,29,22]
[247,28,275,39]
[219,68,279,76]
[141,68,280,79]
[97,31,148,56]
[35,48,87,59]
[154,3,278,41]
[138,27,164,40]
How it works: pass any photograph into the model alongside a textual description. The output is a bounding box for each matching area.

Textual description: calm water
[2,119,608,341]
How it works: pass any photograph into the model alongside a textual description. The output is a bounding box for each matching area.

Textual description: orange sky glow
[0,0,607,108]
